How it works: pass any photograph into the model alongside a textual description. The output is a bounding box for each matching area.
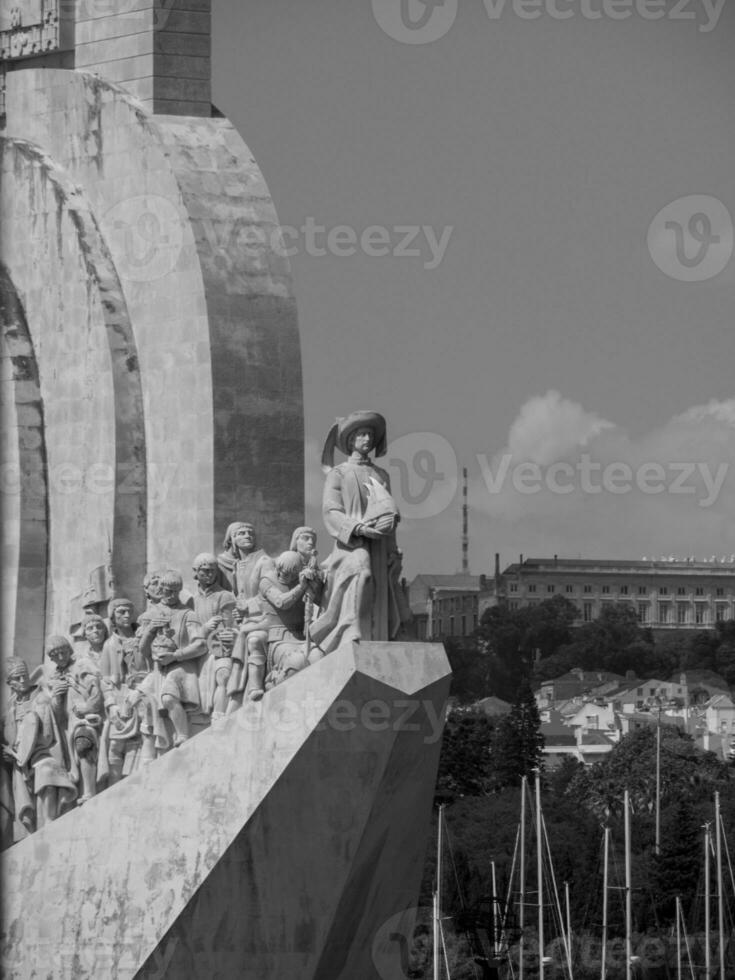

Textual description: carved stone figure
[310,411,411,653]
[103,671,158,784]
[79,614,108,670]
[39,636,106,805]
[218,522,273,706]
[2,657,76,840]
[137,570,207,746]
[100,598,140,688]
[192,553,237,718]
[251,551,313,688]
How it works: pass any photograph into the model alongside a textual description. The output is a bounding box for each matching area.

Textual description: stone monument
[1,7,451,977]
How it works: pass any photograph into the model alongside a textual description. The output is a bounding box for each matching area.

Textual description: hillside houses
[536,669,734,766]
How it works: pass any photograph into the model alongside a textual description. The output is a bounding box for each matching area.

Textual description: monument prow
[1,640,450,979]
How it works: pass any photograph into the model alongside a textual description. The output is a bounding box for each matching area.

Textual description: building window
[677,587,686,595]
[660,587,668,596]
[450,616,455,635]
[461,615,466,634]
[566,585,574,593]
[637,688,643,696]
[602,585,610,594]
[677,603,688,625]
[584,585,592,594]
[509,583,518,593]
[583,602,594,622]
[528,584,537,593]
[658,603,670,624]
[716,588,724,597]
[637,603,649,623]
[547,584,555,593]
[638,586,647,595]
[696,587,704,596]
[473,614,478,629]
[716,605,728,623]
[695,603,708,625]
[620,585,629,595]
[509,600,519,611]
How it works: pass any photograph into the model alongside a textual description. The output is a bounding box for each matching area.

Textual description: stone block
[75,13,154,45]
[74,33,153,65]
[153,30,210,57]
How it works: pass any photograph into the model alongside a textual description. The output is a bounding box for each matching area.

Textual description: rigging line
[439,917,453,980]
[540,811,573,979]
[679,899,696,980]
[721,812,735,904]
[442,809,468,910]
[502,823,522,945]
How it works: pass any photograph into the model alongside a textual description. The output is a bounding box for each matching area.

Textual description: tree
[491,682,544,789]
[435,709,496,802]
[650,796,701,922]
[474,596,577,700]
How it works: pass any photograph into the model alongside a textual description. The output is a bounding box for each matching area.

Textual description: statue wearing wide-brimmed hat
[310,410,411,652]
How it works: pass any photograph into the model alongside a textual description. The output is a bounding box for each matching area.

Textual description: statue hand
[358,523,383,540]
[204,615,222,634]
[218,628,236,650]
[2,747,16,764]
[373,514,396,534]
[52,678,69,697]
[154,651,177,667]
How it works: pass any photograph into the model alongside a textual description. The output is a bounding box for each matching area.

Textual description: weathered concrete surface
[0,642,451,979]
[1,68,302,656]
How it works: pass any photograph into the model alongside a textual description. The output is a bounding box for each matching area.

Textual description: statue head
[275,550,303,586]
[5,657,31,695]
[158,570,183,607]
[45,635,74,670]
[192,552,219,589]
[290,527,317,560]
[83,614,108,649]
[320,411,387,468]
[223,522,257,558]
[108,598,135,632]
[143,571,163,603]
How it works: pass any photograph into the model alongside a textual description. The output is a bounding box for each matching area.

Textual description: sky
[211,0,735,579]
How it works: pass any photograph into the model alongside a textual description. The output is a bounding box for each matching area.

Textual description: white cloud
[506,390,615,465]
[470,394,735,563]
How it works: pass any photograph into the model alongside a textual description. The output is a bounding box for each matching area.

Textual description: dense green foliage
[447,600,735,702]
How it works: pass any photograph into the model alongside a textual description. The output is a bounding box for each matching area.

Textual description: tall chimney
[461,466,468,574]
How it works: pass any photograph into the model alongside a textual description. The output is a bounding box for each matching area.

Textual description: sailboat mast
[520,775,527,980]
[625,789,632,980]
[536,769,544,980]
[434,804,444,980]
[676,896,682,980]
[601,826,609,980]
[492,860,501,957]
[704,822,711,980]
[715,794,725,980]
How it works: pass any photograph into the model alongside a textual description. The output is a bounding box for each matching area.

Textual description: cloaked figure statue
[310,410,412,653]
